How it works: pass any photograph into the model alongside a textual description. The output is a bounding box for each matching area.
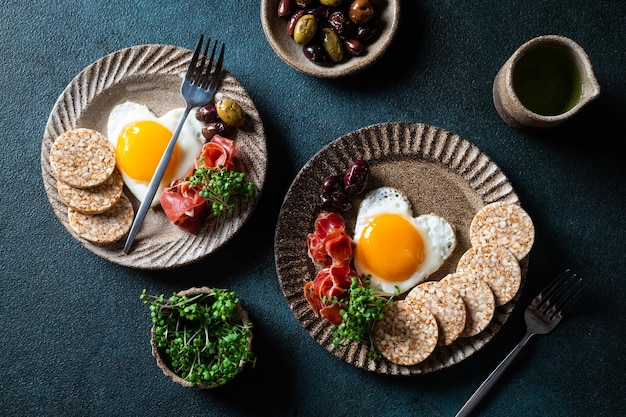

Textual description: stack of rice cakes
[374,202,535,366]
[49,128,134,244]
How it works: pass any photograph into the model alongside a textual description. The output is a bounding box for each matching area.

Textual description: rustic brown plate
[41,44,267,269]
[274,122,526,375]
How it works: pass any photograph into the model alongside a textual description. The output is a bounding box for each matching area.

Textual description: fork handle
[455,330,535,417]
[123,106,192,254]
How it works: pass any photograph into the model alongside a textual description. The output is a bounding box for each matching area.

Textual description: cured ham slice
[307,212,351,266]
[160,180,207,234]
[195,135,238,170]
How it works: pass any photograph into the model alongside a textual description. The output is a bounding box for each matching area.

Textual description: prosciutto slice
[307,212,351,266]
[160,180,207,234]
[195,135,238,170]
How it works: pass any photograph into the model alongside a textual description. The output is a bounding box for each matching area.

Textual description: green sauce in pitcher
[512,45,582,116]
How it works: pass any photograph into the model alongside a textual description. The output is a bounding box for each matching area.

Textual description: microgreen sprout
[186,165,256,217]
[326,275,396,356]
[140,289,255,388]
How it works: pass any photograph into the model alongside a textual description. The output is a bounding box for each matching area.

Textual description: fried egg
[353,187,456,295]
[106,101,205,207]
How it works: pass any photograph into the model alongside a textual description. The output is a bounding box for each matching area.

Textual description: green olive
[216,98,245,127]
[293,14,317,45]
[321,28,344,63]
[320,0,342,6]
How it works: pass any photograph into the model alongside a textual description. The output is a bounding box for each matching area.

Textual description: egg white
[353,187,456,295]
[106,101,205,207]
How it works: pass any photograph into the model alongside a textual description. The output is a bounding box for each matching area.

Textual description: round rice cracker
[470,202,535,261]
[373,299,438,366]
[57,169,124,214]
[50,128,116,189]
[457,244,522,306]
[67,193,134,244]
[441,272,495,338]
[406,281,466,346]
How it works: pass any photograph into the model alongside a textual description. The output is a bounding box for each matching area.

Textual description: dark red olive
[201,121,230,141]
[321,175,343,193]
[355,23,379,42]
[287,9,307,36]
[303,43,328,64]
[343,159,370,195]
[327,10,353,39]
[278,0,294,17]
[195,104,218,122]
[344,38,363,56]
[320,192,351,212]
[308,5,330,20]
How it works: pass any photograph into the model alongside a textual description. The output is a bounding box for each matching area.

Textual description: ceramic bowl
[261,0,400,78]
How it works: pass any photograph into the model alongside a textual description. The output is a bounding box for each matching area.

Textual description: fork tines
[187,35,225,88]
[536,269,584,320]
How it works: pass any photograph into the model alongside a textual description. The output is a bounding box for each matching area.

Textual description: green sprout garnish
[326,276,396,357]
[186,165,255,217]
[140,289,255,388]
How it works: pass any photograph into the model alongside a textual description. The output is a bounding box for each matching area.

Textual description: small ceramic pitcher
[493,35,600,130]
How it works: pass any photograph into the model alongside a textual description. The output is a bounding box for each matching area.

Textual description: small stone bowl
[150,286,253,389]
[261,0,401,78]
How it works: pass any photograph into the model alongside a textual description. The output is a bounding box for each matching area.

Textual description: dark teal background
[1,1,625,416]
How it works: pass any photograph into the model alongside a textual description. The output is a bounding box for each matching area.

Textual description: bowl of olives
[261,0,400,78]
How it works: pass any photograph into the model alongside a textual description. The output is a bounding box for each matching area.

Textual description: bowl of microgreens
[140,286,255,389]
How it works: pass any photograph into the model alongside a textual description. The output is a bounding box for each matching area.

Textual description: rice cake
[67,193,134,244]
[50,128,116,189]
[470,202,535,261]
[457,244,521,306]
[373,299,438,366]
[57,169,124,214]
[406,281,466,346]
[441,272,495,338]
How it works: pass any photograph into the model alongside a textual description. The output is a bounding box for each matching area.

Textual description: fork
[123,36,225,254]
[455,269,584,417]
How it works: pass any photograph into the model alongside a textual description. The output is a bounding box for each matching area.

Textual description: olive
[294,0,315,8]
[321,175,344,193]
[201,121,230,141]
[308,5,331,20]
[319,0,342,6]
[215,98,245,127]
[344,38,364,56]
[320,192,351,212]
[321,27,344,63]
[355,22,379,42]
[195,103,218,122]
[348,0,374,25]
[293,14,317,45]
[343,159,370,195]
[286,10,306,36]
[277,0,293,18]
[303,43,328,64]
[327,10,353,39]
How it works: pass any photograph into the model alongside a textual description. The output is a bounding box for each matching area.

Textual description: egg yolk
[116,120,180,183]
[356,213,424,282]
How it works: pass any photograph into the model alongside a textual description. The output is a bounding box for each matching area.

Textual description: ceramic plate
[274,122,526,375]
[41,44,267,269]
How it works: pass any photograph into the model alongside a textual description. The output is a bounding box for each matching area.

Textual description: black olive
[321,175,343,193]
[320,192,351,212]
[195,104,218,123]
[343,159,370,195]
[303,43,328,64]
